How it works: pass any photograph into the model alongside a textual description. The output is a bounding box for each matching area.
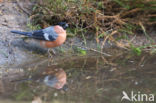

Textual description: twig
[138,56,145,66]
[129,35,136,43]
[71,44,112,56]
[101,30,118,50]
[121,8,141,17]
[139,22,154,43]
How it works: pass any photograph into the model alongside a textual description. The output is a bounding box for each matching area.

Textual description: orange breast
[40,26,66,48]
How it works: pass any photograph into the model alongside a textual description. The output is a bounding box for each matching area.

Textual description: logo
[121,91,155,102]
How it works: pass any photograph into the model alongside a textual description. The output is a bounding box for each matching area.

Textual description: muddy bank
[0,0,44,66]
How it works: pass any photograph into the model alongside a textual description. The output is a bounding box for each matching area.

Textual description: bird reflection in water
[11,68,67,90]
[42,68,67,90]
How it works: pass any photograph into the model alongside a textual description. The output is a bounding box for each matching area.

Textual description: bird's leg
[48,48,56,55]
[48,49,53,66]
[52,49,56,55]
[48,48,56,66]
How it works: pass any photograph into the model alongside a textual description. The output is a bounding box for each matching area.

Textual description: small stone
[54,92,58,97]
[86,76,91,79]
[135,81,138,85]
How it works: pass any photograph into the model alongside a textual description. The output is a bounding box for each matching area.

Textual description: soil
[0,0,44,66]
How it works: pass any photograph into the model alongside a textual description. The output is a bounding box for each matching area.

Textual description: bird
[42,68,67,89]
[11,68,67,90]
[11,22,68,48]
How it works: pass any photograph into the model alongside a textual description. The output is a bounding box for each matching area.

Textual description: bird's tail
[11,78,32,83]
[11,30,32,36]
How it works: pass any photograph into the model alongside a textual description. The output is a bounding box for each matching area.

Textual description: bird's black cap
[58,22,69,30]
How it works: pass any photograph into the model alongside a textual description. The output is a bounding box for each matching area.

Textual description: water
[0,52,156,103]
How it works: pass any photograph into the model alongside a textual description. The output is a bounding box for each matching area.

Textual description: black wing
[31,30,46,40]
